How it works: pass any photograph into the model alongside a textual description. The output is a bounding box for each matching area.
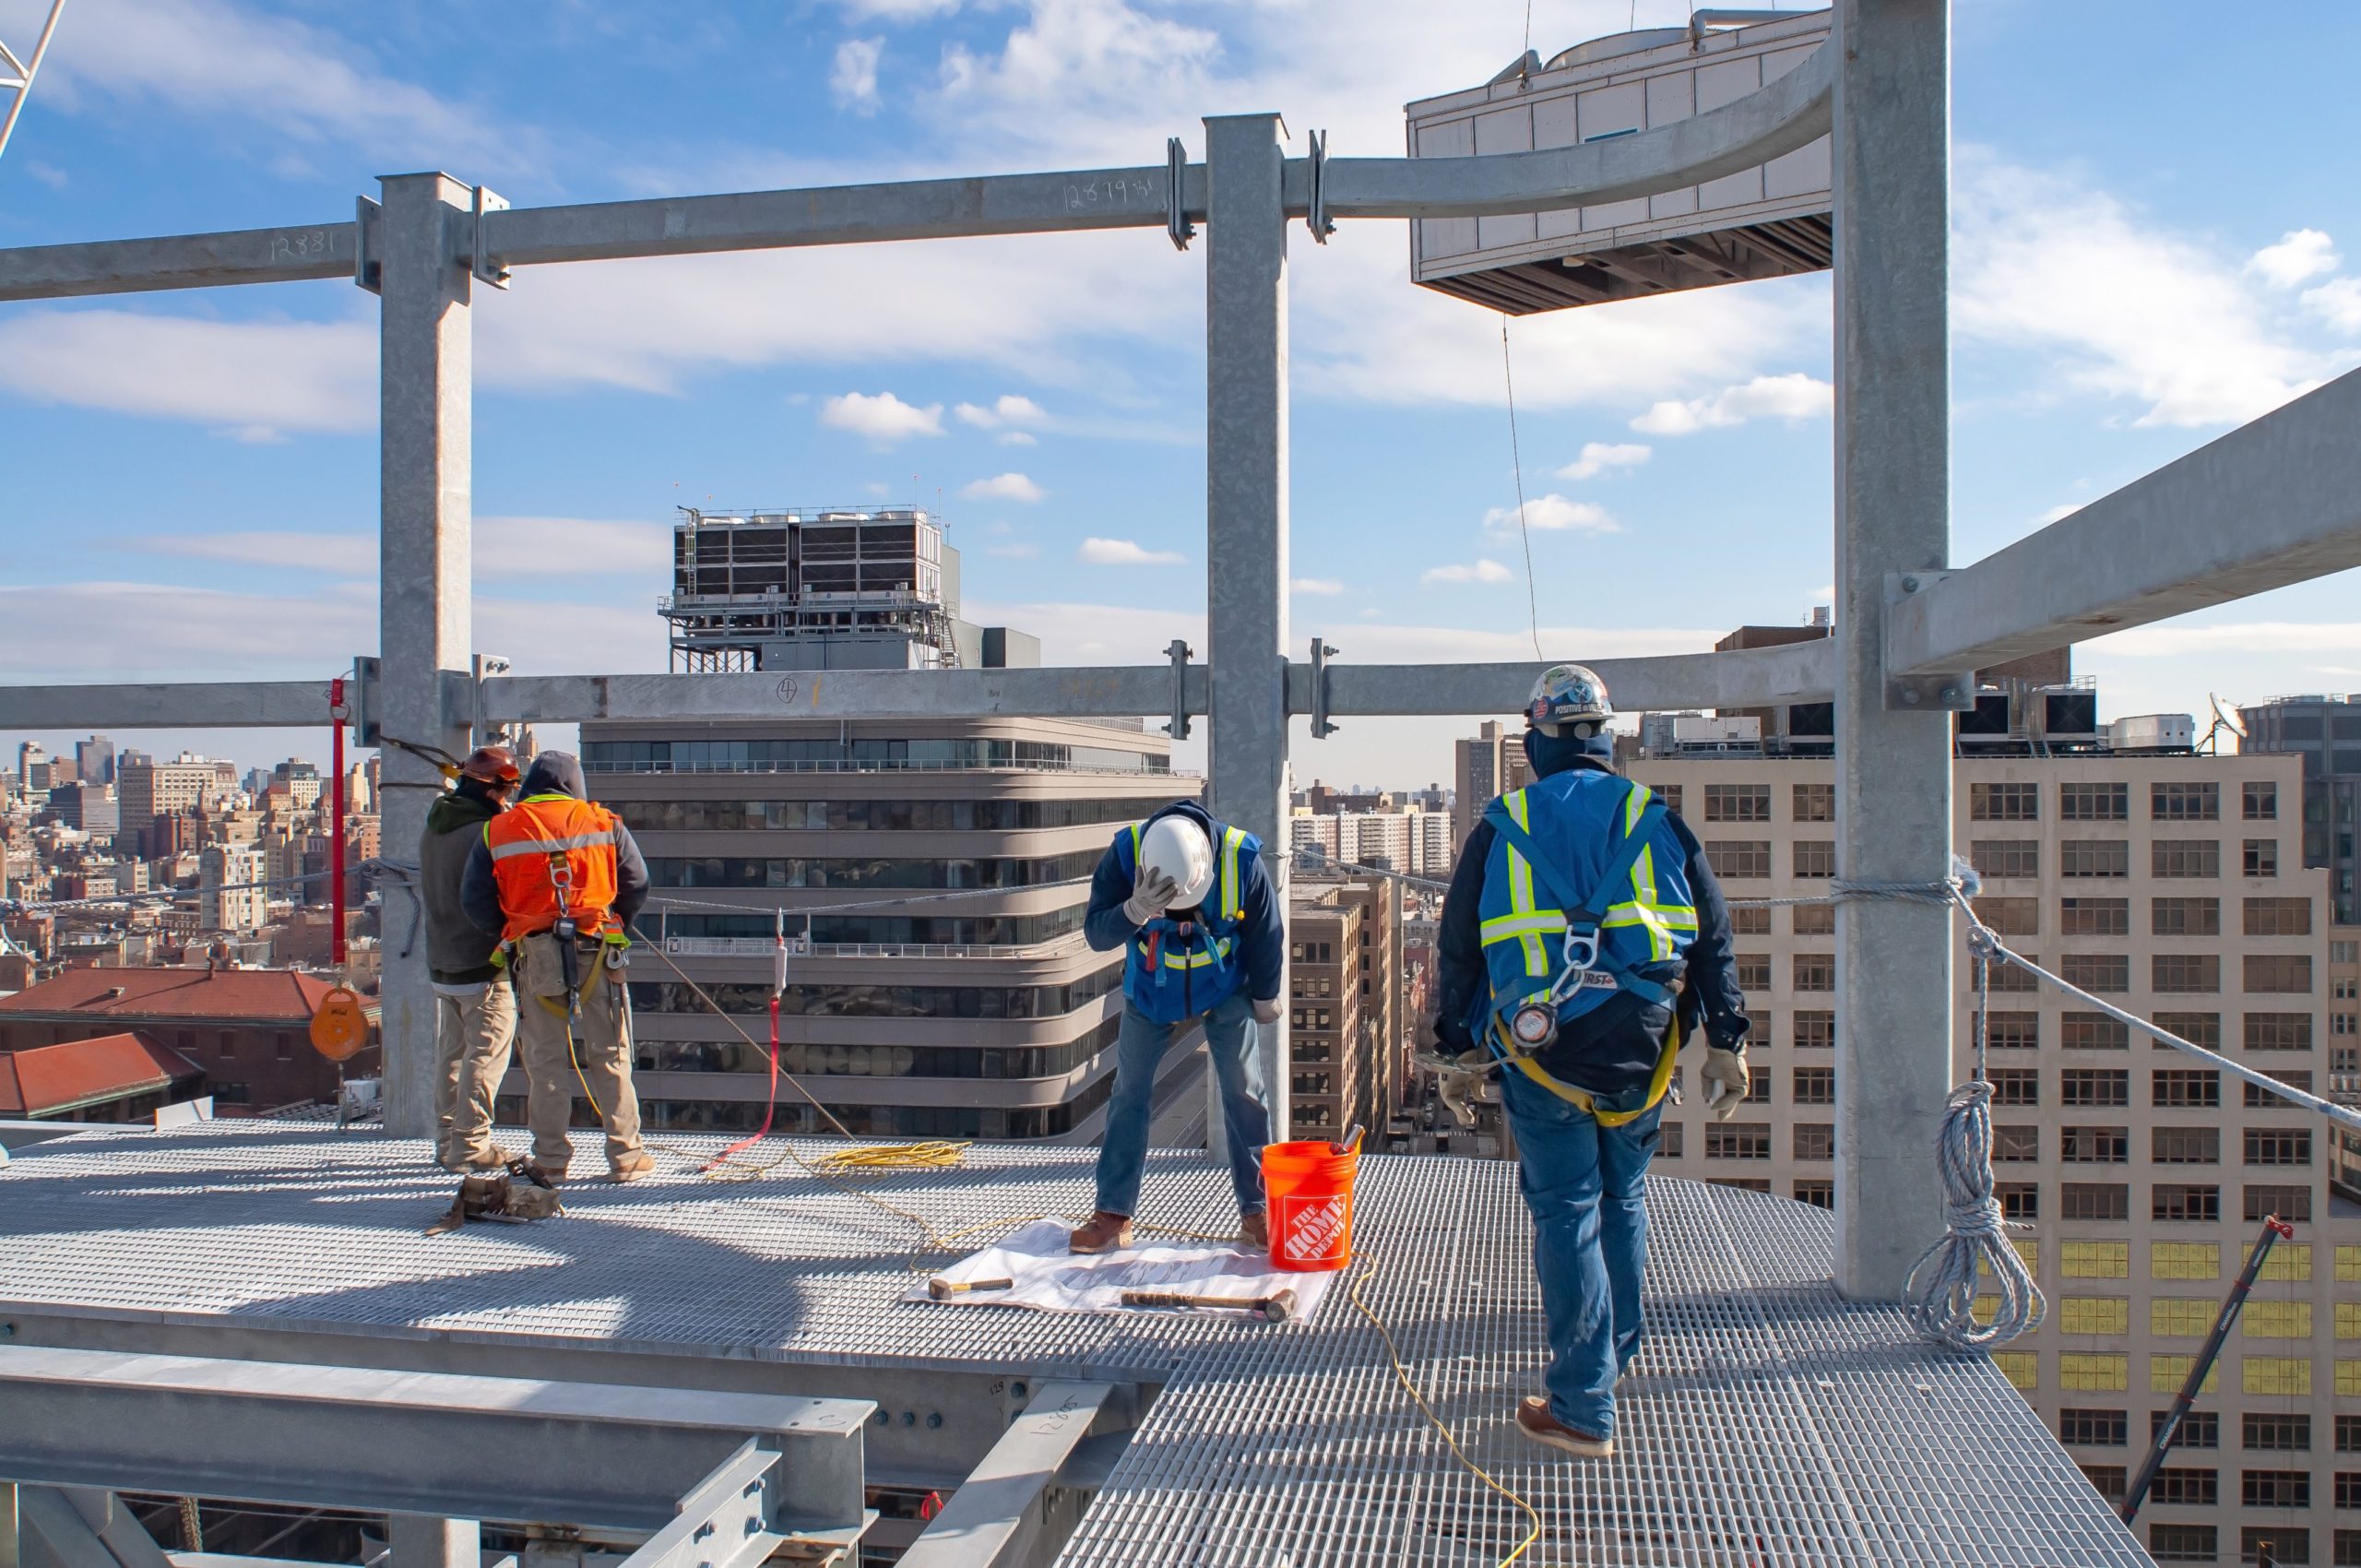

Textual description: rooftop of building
[0,1030,200,1117]
[0,964,366,1021]
[0,1123,2147,1565]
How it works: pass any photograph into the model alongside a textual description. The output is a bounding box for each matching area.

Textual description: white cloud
[1420,560,1513,586]
[1631,373,1833,435]
[819,390,944,443]
[22,159,67,188]
[830,37,884,111]
[2248,230,2340,289]
[0,309,374,438]
[998,430,1039,446]
[962,471,1047,502]
[1291,577,1346,596]
[955,394,1050,429]
[2300,277,2361,334]
[2036,503,2082,525]
[1555,442,1651,481]
[1078,537,1182,565]
[837,0,960,18]
[1482,494,1618,534]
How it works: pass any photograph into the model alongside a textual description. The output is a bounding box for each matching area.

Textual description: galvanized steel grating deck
[0,1125,2145,1564]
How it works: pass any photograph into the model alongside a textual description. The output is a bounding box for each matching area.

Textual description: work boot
[1237,1210,1269,1251]
[454,1146,515,1174]
[1069,1210,1134,1254]
[528,1161,568,1187]
[1515,1396,1612,1459]
[610,1149,657,1182]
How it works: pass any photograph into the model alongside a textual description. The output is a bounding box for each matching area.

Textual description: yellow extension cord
[543,936,1546,1567]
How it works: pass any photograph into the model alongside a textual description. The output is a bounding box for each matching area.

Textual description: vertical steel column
[375,173,476,1141]
[1203,114,1291,1153]
[387,1516,480,1568]
[1832,0,1952,1298]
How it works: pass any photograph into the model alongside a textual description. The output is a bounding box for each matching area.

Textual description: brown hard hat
[461,745,521,786]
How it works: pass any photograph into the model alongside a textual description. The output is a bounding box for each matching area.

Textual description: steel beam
[474,665,1199,726]
[0,1347,869,1538]
[386,1519,476,1568]
[1311,640,1836,717]
[1832,0,1952,1301]
[375,173,477,1141]
[896,1382,1113,1568]
[1889,362,2361,678]
[0,225,355,302]
[1203,113,1292,1154]
[0,682,328,731]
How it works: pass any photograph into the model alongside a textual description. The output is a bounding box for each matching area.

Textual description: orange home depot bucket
[1261,1137,1361,1272]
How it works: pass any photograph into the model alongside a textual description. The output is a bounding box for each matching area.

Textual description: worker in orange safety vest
[460,752,655,1182]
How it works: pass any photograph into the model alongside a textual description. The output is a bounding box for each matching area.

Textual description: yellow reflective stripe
[1221,826,1245,921]
[1161,936,1233,968]
[1502,790,1547,978]
[1481,912,1566,943]
[489,831,614,861]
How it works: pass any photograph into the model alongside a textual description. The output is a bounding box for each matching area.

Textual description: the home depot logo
[1276,1193,1350,1263]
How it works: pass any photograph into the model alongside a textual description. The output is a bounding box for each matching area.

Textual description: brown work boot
[1515,1396,1612,1458]
[609,1149,657,1182]
[528,1161,569,1187]
[453,1146,515,1174]
[1237,1210,1269,1251]
[1069,1210,1134,1253]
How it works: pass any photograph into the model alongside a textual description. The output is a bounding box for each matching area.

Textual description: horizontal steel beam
[0,224,355,302]
[1320,41,1831,220]
[478,665,1196,724]
[1889,363,2361,677]
[0,681,332,730]
[897,1382,1114,1568]
[1310,639,1835,717]
[0,1346,867,1536]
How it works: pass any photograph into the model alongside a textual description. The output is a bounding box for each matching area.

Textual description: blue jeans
[1095,991,1270,1218]
[1499,1065,1661,1439]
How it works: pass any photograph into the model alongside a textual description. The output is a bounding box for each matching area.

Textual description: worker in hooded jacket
[419,745,520,1171]
[1070,800,1286,1254]
[461,752,656,1182]
[1431,664,1750,1461]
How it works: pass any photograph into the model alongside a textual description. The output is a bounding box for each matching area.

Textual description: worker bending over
[1432,666,1750,1459]
[421,746,521,1171]
[461,752,656,1183]
[1071,802,1285,1254]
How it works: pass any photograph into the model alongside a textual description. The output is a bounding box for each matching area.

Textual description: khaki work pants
[513,930,645,1173]
[434,978,516,1169]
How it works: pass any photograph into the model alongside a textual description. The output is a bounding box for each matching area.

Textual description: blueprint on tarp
[905,1218,1341,1321]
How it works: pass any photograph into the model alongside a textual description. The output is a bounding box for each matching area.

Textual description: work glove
[1122,867,1180,926]
[1700,1048,1750,1122]
[1438,1065,1482,1128]
[1252,997,1281,1027]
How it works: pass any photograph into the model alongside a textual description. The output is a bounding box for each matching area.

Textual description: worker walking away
[1070,802,1285,1254]
[461,752,656,1183]
[1430,666,1750,1459]
[421,746,521,1172]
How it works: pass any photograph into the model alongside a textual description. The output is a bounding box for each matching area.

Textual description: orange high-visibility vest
[485,793,622,944]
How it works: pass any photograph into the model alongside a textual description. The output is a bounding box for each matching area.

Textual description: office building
[1451,720,1530,858]
[119,757,219,840]
[76,735,114,788]
[47,782,118,837]
[1285,874,1403,1142]
[199,845,267,934]
[2242,694,2361,925]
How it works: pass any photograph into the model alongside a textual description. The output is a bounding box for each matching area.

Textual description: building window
[2153,1297,2216,1336]
[2060,1182,2130,1221]
[2062,954,2130,993]
[2246,837,2281,876]
[2243,1472,2312,1510]
[2061,1069,2130,1107]
[1793,1123,1834,1161]
[2247,1184,2315,1223]
[1975,897,2039,935]
[2246,955,2313,993]
[2153,838,2222,878]
[2153,1184,2222,1222]
[2058,1296,2130,1335]
[2077,1465,2128,1504]
[2060,1240,2128,1277]
[1792,782,1833,822]
[2165,1410,2222,1449]
[1972,838,2040,879]
[1703,783,1772,823]
[2245,896,2313,936]
[1995,1182,2039,1221]
[2245,1413,2312,1454]
[1982,1012,2039,1050]
[2244,1072,2311,1109]
[2152,781,2221,821]
[2153,1126,2220,1164]
[2153,1069,2222,1109]
[2147,1523,2216,1562]
[1794,1012,1834,1050]
[1992,1124,2039,1162]
[1792,839,1835,879]
[2060,839,2130,877]
[2335,941,2360,965]
[2061,782,2129,822]
[2061,897,2129,936]
[1993,1351,2037,1391]
[1989,1067,2040,1106]
[2246,1127,2313,1167]
[2152,1479,2222,1518]
[2153,1354,2221,1396]
[2245,1012,2314,1050]
[2155,1012,2223,1050]
[1792,1179,1833,1208]
[2153,954,2222,993]
[1708,840,1772,879]
[1793,1067,1835,1105]
[1730,904,1772,935]
[1792,903,1835,935]
[1987,955,2039,992]
[2058,1408,2127,1447]
[2245,780,2279,821]
[2059,1013,2130,1050]
[2058,1352,2128,1391]
[1658,1123,1683,1158]
[1735,954,1771,992]
[1793,954,1833,992]
[2061,1125,2129,1163]
[1971,782,2042,821]
[1745,1071,1772,1104]
[2153,896,2222,937]
[1704,1123,1772,1159]
[1646,784,1682,813]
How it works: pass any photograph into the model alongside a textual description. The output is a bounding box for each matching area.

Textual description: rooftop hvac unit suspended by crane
[1405,8,1832,314]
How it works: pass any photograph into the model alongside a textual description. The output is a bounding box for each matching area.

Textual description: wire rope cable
[1500,316,1545,661]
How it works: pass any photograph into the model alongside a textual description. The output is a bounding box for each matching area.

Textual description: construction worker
[460,752,656,1182]
[1070,802,1284,1254]
[1430,665,1750,1459]
[420,745,520,1172]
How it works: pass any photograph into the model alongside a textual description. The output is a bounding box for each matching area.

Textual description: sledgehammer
[1121,1287,1299,1323]
[928,1276,1014,1300]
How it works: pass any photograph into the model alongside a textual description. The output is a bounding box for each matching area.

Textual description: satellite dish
[2199,695,2247,755]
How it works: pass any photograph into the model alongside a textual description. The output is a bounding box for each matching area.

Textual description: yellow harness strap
[1504,1014,1684,1127]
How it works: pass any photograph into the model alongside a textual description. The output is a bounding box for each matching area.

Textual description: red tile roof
[0,967,370,1023]
[0,1031,203,1117]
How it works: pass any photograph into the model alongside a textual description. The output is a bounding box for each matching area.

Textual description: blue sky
[2,0,2357,789]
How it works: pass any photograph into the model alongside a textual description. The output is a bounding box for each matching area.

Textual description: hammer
[1121,1288,1299,1323]
[928,1276,1014,1301]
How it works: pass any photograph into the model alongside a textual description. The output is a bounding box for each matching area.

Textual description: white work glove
[1122,867,1179,926]
[1438,1066,1482,1128]
[1252,997,1281,1027]
[1700,1048,1750,1122]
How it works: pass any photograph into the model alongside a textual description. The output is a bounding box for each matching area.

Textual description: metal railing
[587,757,1189,777]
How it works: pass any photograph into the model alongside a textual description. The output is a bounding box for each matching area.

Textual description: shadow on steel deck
[0,1124,2144,1565]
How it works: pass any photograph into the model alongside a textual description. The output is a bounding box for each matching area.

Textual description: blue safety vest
[1114,817,1258,1024]
[1471,771,1700,1119]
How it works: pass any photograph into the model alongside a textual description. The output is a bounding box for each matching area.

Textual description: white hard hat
[1525,663,1613,738]
[1140,815,1216,909]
